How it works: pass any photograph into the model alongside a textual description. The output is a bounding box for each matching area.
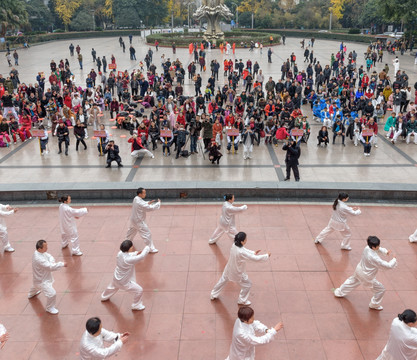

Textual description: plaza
[1,33,417,360]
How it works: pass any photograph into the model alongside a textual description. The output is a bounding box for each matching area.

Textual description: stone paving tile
[0,203,416,359]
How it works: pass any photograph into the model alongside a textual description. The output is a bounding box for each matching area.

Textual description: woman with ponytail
[58,195,88,256]
[208,194,247,245]
[377,309,417,359]
[210,232,271,305]
[315,192,361,250]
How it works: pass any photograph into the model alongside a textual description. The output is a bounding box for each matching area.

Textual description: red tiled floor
[2,204,417,359]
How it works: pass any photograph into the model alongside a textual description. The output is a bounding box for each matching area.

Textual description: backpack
[181,150,190,157]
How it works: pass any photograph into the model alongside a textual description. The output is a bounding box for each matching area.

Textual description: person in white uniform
[0,323,9,349]
[334,236,397,310]
[101,240,150,310]
[58,195,88,256]
[408,229,417,243]
[209,194,247,245]
[315,192,361,250]
[0,203,18,253]
[28,240,67,314]
[126,188,160,253]
[226,306,283,360]
[79,317,129,360]
[377,309,417,360]
[211,232,270,305]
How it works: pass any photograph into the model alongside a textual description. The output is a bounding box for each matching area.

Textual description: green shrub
[348,28,361,34]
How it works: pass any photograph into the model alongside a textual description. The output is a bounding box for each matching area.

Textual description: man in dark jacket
[174,125,190,159]
[104,140,123,167]
[282,139,300,181]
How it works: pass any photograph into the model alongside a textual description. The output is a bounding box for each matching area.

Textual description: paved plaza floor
[0,36,417,187]
[0,203,416,359]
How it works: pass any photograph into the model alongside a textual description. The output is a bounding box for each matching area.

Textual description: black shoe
[118,163,123,167]
[106,164,111,168]
[175,155,179,159]
[296,179,300,182]
[284,178,290,181]
[65,152,68,156]
[76,148,79,151]
[84,146,87,150]
[342,143,345,146]
[58,150,62,154]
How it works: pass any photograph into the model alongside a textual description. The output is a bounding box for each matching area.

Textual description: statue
[194,0,233,44]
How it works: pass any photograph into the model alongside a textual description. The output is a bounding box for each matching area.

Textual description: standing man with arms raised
[126,188,160,253]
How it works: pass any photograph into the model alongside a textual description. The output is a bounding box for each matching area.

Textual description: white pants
[3,107,18,120]
[393,105,401,116]
[371,135,378,146]
[353,132,361,146]
[406,131,417,144]
[315,220,352,248]
[28,281,57,311]
[392,129,403,142]
[409,229,417,242]
[211,272,252,304]
[338,272,385,307]
[385,128,394,138]
[209,223,238,244]
[61,232,81,255]
[101,280,144,308]
[0,228,13,253]
[243,144,253,159]
[131,149,154,158]
[126,222,156,250]
[376,345,394,360]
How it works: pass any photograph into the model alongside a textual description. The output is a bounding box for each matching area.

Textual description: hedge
[145,31,281,47]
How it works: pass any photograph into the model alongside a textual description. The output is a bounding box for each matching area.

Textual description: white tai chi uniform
[226,318,277,360]
[126,197,160,252]
[209,202,247,244]
[0,323,7,348]
[59,203,88,255]
[101,246,150,309]
[377,317,417,360]
[409,229,417,243]
[211,244,269,304]
[334,246,397,308]
[28,250,64,312]
[79,328,123,360]
[0,204,15,253]
[315,200,361,249]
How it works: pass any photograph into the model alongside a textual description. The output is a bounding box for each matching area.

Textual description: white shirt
[32,251,64,285]
[329,200,361,230]
[0,204,13,230]
[355,246,397,282]
[226,319,277,360]
[129,197,160,225]
[59,203,88,235]
[79,328,122,360]
[380,318,417,360]
[224,244,269,282]
[112,247,150,286]
[219,201,247,228]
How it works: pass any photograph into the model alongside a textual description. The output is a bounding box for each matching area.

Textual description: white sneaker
[314,239,321,244]
[47,307,59,315]
[409,236,417,243]
[374,144,378,148]
[62,244,68,249]
[28,290,41,299]
[237,300,251,305]
[149,248,159,253]
[369,304,383,311]
[131,304,145,311]
[208,239,217,245]
[4,247,15,252]
[334,288,344,298]
[151,155,155,159]
[210,295,217,301]
[341,246,352,251]
[72,251,83,256]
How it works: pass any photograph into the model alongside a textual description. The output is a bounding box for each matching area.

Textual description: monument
[193,0,233,44]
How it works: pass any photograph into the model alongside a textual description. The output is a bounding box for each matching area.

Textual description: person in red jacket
[367,117,378,148]
[264,100,275,117]
[128,132,154,159]
[19,114,32,140]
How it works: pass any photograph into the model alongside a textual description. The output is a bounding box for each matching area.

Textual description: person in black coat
[317,125,329,146]
[282,139,300,181]
[104,140,123,168]
[56,121,70,155]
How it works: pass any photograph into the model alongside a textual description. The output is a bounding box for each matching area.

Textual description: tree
[71,11,94,31]
[358,0,384,30]
[0,0,29,36]
[54,0,82,31]
[26,0,54,31]
[376,0,416,25]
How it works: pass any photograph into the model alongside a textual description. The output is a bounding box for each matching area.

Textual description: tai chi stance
[0,323,9,349]
[79,317,129,360]
[315,192,361,250]
[0,203,18,253]
[408,229,417,243]
[28,240,67,314]
[211,232,270,305]
[226,306,283,360]
[209,194,247,245]
[101,240,150,310]
[334,236,397,310]
[377,309,417,360]
[126,187,160,253]
[58,195,88,256]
